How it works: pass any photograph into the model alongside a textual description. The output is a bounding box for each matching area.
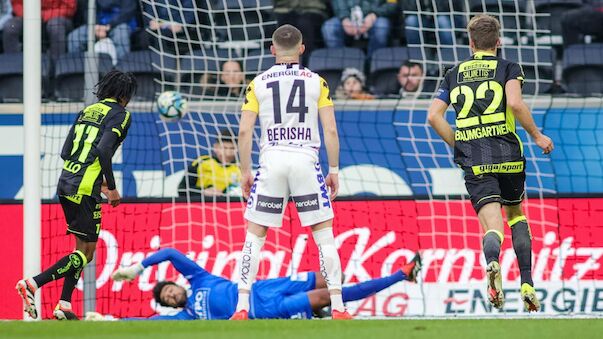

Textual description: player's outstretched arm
[112,248,204,281]
[319,105,340,200]
[238,110,258,199]
[505,79,554,154]
[122,311,194,321]
[86,310,194,321]
[427,98,455,147]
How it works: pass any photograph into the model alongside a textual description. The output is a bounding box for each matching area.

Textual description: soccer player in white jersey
[231,24,351,320]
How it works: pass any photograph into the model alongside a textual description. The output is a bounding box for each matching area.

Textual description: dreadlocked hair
[94,69,138,104]
[153,281,177,307]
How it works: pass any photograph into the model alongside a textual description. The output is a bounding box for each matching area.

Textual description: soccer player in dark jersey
[16,70,137,320]
[427,15,553,312]
[102,248,421,320]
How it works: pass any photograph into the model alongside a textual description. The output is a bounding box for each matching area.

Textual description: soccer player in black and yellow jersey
[16,70,137,320]
[428,15,553,312]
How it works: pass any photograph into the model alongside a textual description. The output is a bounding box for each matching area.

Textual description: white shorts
[244,149,334,227]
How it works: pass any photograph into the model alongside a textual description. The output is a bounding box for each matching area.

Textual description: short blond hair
[272,24,302,52]
[467,15,500,50]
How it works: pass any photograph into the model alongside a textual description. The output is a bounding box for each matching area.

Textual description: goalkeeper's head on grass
[427,14,553,312]
[16,70,137,320]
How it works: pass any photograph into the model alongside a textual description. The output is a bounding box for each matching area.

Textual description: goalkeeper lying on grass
[95,248,421,320]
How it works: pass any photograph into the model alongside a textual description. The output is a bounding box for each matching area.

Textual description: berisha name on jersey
[242,63,333,156]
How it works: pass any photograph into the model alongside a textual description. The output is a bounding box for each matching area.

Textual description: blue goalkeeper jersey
[133,248,317,320]
[140,248,238,320]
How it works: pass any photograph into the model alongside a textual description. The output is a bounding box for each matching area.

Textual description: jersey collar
[473,51,497,59]
[275,62,300,69]
[101,98,118,103]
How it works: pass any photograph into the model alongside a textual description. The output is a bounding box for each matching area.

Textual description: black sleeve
[506,62,525,86]
[95,110,130,190]
[435,70,452,104]
[95,131,120,190]
[105,110,131,140]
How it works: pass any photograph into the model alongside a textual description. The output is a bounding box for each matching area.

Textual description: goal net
[28,0,603,319]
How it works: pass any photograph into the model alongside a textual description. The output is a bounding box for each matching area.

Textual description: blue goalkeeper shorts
[250,272,316,319]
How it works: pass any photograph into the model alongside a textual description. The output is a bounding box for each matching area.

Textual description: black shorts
[463,167,526,213]
[59,195,101,242]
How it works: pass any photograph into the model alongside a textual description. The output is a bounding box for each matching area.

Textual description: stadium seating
[469,0,526,13]
[244,49,275,74]
[469,0,528,43]
[0,53,51,102]
[369,47,423,95]
[54,52,114,102]
[438,46,471,65]
[308,47,366,91]
[210,0,276,48]
[563,43,603,96]
[116,50,176,101]
[501,47,554,95]
[182,48,229,72]
[180,48,231,96]
[0,1,588,101]
[534,0,583,45]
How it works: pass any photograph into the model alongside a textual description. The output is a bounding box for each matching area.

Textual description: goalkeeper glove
[111,263,144,281]
[85,311,116,321]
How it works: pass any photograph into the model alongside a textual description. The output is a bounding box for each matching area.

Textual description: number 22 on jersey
[450,80,504,128]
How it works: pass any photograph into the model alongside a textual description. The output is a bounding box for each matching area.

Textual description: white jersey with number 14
[242,63,334,156]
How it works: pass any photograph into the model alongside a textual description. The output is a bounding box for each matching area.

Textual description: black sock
[511,220,534,286]
[32,251,87,289]
[61,265,84,303]
[483,231,502,265]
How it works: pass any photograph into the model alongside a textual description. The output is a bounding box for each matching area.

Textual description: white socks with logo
[235,228,344,313]
[312,227,345,312]
[236,231,266,312]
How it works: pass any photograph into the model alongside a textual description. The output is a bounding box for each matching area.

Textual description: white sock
[27,278,38,290]
[330,293,345,313]
[59,300,72,309]
[236,291,250,312]
[312,228,345,312]
[235,231,265,311]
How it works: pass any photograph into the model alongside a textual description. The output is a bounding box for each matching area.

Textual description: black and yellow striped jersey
[436,51,525,168]
[57,98,131,201]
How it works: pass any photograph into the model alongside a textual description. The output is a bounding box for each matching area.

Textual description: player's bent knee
[83,251,95,263]
[477,202,503,221]
[78,243,97,262]
[247,221,269,237]
[503,204,524,220]
[314,272,327,289]
[310,219,333,232]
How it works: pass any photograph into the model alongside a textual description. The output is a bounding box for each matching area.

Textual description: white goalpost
[21,0,603,320]
[22,0,42,320]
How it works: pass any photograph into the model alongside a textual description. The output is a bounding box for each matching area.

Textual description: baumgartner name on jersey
[242,63,333,157]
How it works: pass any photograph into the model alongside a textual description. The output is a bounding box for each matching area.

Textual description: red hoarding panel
[1,199,602,319]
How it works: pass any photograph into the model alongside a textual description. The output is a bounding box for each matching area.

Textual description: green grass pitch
[1,319,602,339]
